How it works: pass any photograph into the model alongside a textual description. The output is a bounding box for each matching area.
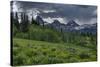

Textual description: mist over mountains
[35,15,97,34]
[11,1,97,34]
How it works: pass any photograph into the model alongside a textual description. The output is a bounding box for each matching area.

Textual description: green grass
[13,38,97,66]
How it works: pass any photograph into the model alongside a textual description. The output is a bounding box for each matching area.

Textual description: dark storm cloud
[15,1,57,11]
[40,4,97,19]
[11,1,97,24]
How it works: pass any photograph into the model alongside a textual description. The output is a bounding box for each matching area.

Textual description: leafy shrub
[79,52,90,59]
[13,53,27,65]
[15,32,29,39]
[51,48,56,52]
[42,51,47,55]
[68,57,79,63]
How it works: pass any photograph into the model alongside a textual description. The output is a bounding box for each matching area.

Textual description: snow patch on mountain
[43,17,66,24]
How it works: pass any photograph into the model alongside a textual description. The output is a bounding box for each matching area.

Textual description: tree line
[11,12,97,45]
[11,12,44,33]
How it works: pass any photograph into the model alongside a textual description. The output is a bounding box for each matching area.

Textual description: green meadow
[13,37,97,66]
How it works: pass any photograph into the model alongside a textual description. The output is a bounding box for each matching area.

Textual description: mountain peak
[66,20,79,27]
[50,20,61,27]
[36,15,44,25]
[53,20,61,24]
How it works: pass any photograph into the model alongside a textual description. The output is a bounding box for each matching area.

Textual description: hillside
[13,38,97,66]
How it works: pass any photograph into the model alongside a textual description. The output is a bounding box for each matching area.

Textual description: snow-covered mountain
[74,23,97,30]
[36,16,44,25]
[74,23,97,34]
[34,15,97,34]
[66,20,79,27]
[46,19,97,34]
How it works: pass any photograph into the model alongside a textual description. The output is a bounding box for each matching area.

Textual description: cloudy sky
[11,1,97,25]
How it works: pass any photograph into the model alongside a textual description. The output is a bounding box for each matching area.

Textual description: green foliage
[15,32,30,39]
[13,38,97,66]
[26,24,62,43]
[79,52,90,59]
[12,12,20,37]
[13,12,20,30]
[13,24,18,36]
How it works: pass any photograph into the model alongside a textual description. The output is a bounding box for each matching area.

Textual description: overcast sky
[11,1,97,25]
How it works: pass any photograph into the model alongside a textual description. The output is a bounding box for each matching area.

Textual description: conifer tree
[20,12,29,32]
[31,16,37,25]
[14,12,19,29]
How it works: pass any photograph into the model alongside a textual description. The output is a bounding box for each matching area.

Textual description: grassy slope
[13,38,97,66]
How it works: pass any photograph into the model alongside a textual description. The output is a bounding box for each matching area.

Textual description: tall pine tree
[14,12,20,30]
[20,12,29,32]
[31,16,37,25]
